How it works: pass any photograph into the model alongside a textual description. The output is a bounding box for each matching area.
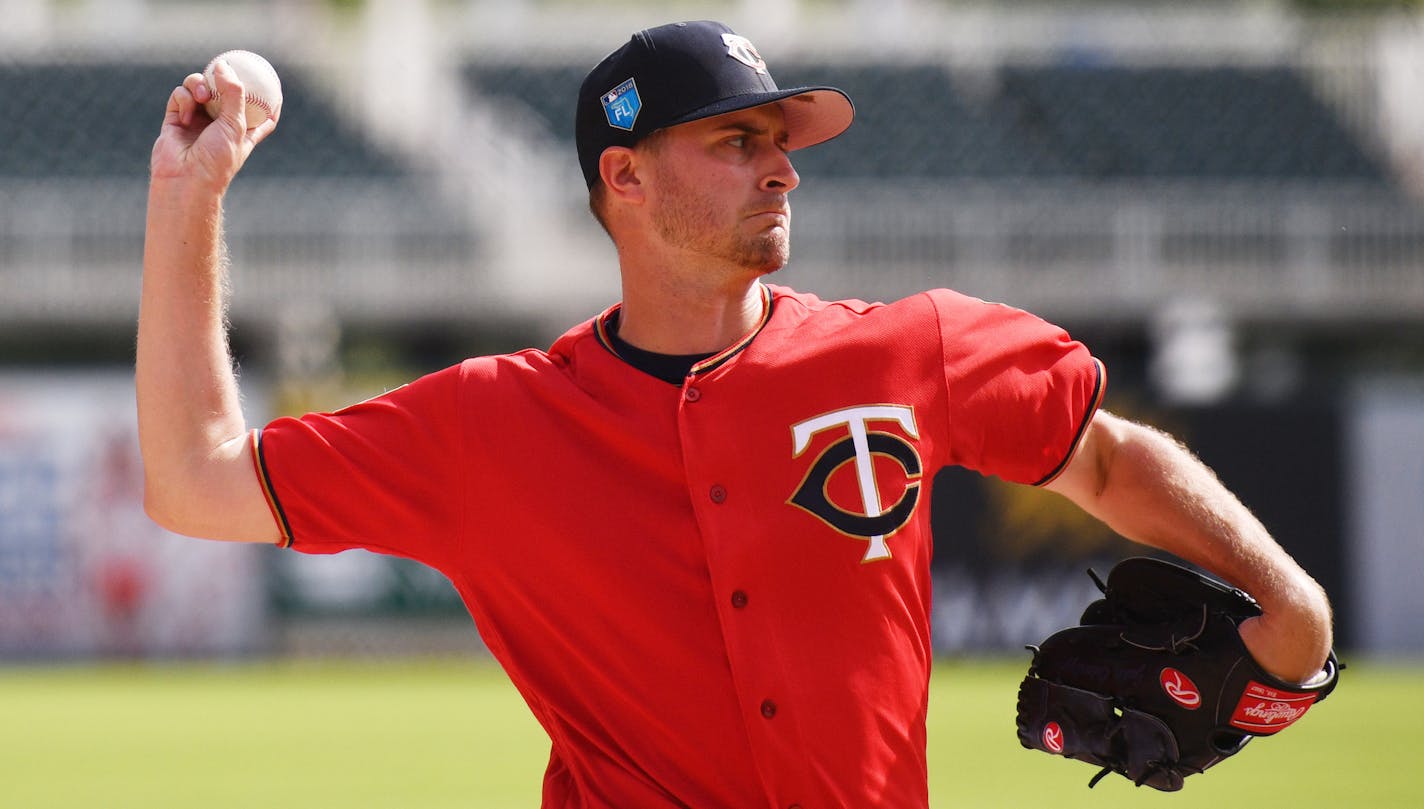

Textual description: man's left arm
[1044,409,1333,685]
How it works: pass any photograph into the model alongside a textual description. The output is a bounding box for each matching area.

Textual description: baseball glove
[1016,556,1340,791]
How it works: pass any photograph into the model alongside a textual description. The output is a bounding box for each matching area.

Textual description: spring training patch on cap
[601,78,641,131]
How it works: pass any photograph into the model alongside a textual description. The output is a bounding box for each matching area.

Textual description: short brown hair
[585,128,671,236]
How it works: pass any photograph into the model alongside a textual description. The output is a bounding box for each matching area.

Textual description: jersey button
[709,484,727,504]
[730,590,748,609]
[760,699,777,719]
[684,386,702,402]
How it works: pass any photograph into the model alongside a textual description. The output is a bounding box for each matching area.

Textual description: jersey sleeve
[928,290,1105,486]
[254,363,465,564]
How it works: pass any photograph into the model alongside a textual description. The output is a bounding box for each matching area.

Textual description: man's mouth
[748,208,789,222]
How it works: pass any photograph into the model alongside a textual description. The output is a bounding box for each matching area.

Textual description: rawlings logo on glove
[1015,557,1341,791]
[1230,683,1317,731]
[1160,668,1201,709]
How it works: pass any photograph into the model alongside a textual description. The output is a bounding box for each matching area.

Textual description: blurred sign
[929,401,1347,653]
[1347,379,1424,655]
[0,373,266,659]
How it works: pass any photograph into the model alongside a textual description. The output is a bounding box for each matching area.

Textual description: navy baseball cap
[575,20,855,188]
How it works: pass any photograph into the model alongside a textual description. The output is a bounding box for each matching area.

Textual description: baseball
[202,49,282,128]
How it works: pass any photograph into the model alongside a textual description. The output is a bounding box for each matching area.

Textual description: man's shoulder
[454,312,624,390]
[767,284,981,323]
[455,346,565,381]
[767,283,870,314]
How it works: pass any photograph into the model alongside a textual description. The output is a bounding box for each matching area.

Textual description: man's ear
[599,146,645,205]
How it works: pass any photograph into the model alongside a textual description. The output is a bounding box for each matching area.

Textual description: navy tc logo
[788,405,923,562]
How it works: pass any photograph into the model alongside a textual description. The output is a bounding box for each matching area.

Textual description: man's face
[640,104,800,275]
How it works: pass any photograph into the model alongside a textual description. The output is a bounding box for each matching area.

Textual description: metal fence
[0,178,486,325]
[3,4,1422,338]
[6,177,1419,332]
[790,180,1424,322]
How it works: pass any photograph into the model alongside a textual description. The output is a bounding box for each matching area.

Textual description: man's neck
[615,274,768,355]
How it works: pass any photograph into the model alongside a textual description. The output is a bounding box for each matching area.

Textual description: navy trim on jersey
[594,283,775,381]
[690,284,775,376]
[607,324,714,383]
[253,428,296,548]
[1033,357,1107,487]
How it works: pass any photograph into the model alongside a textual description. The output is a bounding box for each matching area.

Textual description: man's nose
[761,148,799,193]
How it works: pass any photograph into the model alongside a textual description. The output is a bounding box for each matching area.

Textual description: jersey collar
[594,282,775,378]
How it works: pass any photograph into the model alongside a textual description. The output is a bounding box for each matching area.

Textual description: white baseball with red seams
[202,50,282,128]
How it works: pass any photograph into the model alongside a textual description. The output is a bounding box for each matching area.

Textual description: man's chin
[742,237,790,275]
[742,256,786,278]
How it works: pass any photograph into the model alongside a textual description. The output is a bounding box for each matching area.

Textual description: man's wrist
[148,174,228,209]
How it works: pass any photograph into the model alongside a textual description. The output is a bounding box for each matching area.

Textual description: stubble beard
[652,177,790,276]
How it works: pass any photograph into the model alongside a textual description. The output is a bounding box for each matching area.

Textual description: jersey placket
[676,369,816,809]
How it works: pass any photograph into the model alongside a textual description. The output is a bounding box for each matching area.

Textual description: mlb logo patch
[601,78,641,131]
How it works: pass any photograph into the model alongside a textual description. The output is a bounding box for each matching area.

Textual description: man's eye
[726,136,746,148]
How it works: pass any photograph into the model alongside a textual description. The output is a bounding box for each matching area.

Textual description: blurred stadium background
[2,0,1421,679]
[5,1,1423,806]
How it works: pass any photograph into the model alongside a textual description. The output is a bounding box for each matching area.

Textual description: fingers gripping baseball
[209,60,254,132]
[203,51,282,130]
[150,55,279,190]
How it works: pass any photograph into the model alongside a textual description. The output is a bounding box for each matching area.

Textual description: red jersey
[255,284,1104,808]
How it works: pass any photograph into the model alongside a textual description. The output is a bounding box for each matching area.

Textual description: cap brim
[663,86,854,151]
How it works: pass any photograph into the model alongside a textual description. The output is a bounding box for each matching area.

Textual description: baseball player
[138,20,1334,808]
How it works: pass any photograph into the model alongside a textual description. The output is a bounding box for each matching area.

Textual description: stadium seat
[0,61,404,178]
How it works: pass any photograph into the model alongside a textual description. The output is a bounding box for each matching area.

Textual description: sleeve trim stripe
[1034,357,1107,488]
[250,428,295,548]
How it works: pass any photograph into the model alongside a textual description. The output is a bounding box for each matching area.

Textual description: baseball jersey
[254,283,1104,808]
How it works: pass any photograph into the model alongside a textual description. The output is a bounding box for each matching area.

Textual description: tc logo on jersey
[788,405,922,563]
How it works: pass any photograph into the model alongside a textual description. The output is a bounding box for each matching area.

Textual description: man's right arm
[137,61,281,543]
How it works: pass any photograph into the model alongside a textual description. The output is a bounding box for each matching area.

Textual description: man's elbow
[141,472,238,541]
[142,475,200,537]
[137,435,276,543]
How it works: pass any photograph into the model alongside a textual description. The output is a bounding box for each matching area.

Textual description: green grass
[0,657,1414,807]
[929,658,1416,808]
